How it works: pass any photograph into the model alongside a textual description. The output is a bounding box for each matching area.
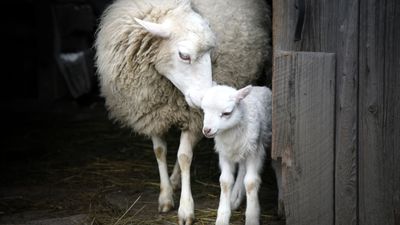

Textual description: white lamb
[197,85,282,225]
[95,0,271,224]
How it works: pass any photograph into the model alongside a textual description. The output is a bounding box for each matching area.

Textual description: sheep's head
[135,0,216,107]
[198,85,252,138]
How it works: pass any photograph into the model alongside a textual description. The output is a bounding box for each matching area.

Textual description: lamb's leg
[271,159,284,218]
[216,155,235,225]
[151,136,174,213]
[177,131,199,225]
[231,161,246,210]
[170,159,181,190]
[244,154,263,225]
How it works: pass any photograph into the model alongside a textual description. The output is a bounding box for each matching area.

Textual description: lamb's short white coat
[200,85,282,225]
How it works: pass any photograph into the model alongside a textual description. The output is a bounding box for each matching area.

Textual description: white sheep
[95,0,271,224]
[197,85,282,225]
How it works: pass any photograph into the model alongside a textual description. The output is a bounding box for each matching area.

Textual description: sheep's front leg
[177,131,199,225]
[151,136,174,213]
[244,154,263,225]
[216,155,235,225]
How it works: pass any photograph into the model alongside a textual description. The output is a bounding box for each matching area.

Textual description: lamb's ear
[186,89,205,108]
[134,18,171,38]
[176,0,191,7]
[235,85,252,103]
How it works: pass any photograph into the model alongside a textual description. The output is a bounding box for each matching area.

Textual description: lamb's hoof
[178,216,194,225]
[216,216,230,225]
[216,220,229,225]
[244,218,260,225]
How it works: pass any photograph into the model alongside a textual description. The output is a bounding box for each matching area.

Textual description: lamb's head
[135,0,216,107]
[199,85,252,138]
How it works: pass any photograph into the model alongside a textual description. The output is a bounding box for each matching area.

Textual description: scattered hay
[1,113,282,225]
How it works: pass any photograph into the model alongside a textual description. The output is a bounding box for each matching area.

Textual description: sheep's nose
[203,127,211,135]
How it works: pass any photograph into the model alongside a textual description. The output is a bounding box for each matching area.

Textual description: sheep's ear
[134,18,171,38]
[235,85,252,103]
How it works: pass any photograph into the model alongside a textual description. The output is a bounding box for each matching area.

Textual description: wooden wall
[272,0,400,225]
[358,0,400,224]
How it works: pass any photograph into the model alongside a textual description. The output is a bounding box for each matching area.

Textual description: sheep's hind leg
[177,130,199,225]
[170,159,181,190]
[151,136,174,213]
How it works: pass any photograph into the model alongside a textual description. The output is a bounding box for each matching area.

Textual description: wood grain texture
[358,0,400,224]
[333,1,360,224]
[272,51,335,225]
[273,1,359,223]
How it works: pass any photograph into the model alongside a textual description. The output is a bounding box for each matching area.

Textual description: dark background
[0,1,281,224]
[1,0,112,112]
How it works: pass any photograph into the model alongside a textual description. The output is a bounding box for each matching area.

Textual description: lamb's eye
[179,52,191,62]
[221,111,232,117]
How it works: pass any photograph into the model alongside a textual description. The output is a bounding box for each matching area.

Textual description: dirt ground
[0,102,285,225]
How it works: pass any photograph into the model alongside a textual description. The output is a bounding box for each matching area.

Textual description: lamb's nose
[203,127,211,135]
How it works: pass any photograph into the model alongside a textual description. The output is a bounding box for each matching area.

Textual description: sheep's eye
[179,52,191,62]
[221,111,232,117]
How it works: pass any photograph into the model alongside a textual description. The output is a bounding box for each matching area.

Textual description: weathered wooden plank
[333,1,360,225]
[271,51,291,159]
[273,1,360,223]
[383,5,400,224]
[272,0,298,51]
[273,0,338,52]
[358,0,400,224]
[272,50,335,225]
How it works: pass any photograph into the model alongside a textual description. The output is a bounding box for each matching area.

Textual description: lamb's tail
[230,163,246,210]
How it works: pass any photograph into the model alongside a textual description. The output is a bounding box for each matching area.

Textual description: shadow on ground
[0,102,284,225]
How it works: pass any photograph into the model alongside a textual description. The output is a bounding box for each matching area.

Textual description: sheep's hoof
[178,196,194,225]
[159,202,174,213]
[158,192,174,213]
